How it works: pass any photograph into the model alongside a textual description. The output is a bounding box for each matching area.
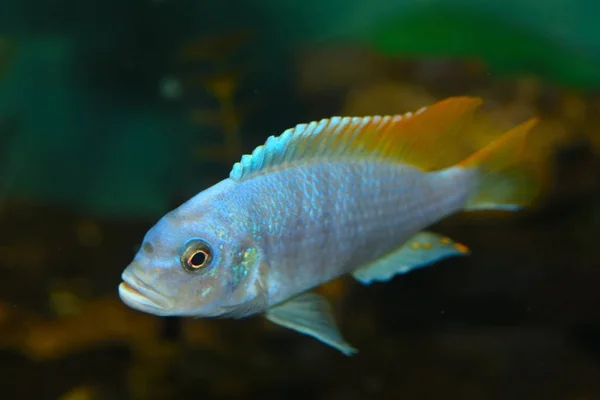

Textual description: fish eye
[181,239,213,272]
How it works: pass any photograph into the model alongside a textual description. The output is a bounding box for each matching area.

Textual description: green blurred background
[1,0,600,399]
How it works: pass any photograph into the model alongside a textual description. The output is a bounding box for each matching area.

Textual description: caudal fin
[460,117,545,211]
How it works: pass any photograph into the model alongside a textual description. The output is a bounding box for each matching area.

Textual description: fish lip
[119,270,173,311]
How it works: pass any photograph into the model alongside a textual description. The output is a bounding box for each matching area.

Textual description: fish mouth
[118,270,173,313]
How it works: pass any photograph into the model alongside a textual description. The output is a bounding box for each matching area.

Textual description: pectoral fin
[220,292,269,319]
[352,231,469,285]
[265,292,358,356]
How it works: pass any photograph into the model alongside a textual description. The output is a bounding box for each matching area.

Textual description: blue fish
[119,97,543,355]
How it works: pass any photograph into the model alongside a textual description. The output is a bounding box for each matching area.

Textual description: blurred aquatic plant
[177,30,256,164]
[189,70,245,163]
[368,7,600,91]
[0,36,16,79]
[0,294,221,397]
[58,386,96,400]
[295,45,391,100]
[179,30,253,65]
[0,117,20,225]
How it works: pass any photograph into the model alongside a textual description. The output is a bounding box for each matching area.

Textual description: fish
[118,96,545,356]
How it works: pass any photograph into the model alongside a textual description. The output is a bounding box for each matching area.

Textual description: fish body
[233,161,475,307]
[119,97,545,355]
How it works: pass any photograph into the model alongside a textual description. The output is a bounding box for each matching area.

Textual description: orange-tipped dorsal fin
[229,96,484,181]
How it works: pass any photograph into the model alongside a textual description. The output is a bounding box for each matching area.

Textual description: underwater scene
[1,0,600,399]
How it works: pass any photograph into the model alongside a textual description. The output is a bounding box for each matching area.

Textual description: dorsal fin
[229,96,484,181]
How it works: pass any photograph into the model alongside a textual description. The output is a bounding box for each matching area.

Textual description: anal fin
[265,292,358,356]
[352,231,469,285]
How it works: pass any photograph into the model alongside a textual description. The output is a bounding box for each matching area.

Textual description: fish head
[119,181,265,318]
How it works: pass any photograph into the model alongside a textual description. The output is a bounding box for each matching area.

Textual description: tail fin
[460,117,545,211]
